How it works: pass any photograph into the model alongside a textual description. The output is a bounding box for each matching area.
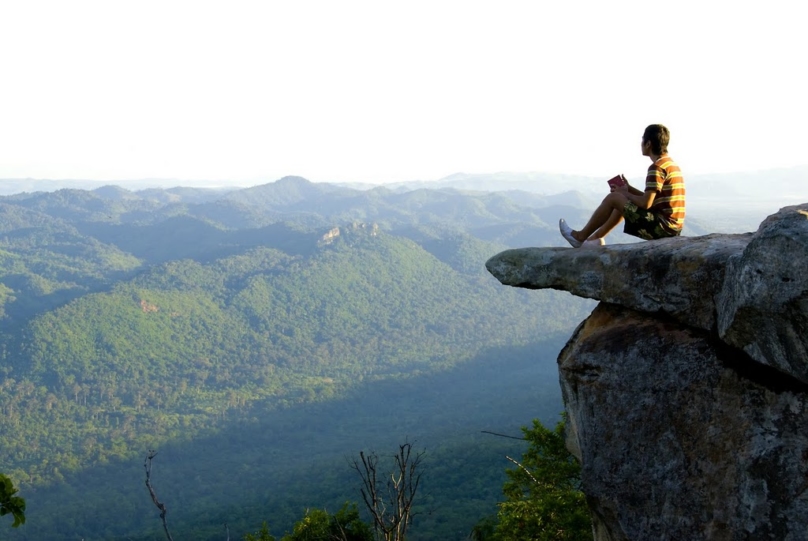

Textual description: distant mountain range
[3,166,804,234]
[3,165,806,200]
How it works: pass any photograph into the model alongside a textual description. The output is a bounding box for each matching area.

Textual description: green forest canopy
[0,184,594,539]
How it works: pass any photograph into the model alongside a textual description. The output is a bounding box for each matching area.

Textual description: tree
[0,474,25,529]
[475,418,592,541]
[279,503,372,541]
[244,522,276,541]
[351,442,424,541]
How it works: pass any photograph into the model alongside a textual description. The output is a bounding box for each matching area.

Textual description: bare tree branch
[352,442,424,541]
[481,430,527,441]
[505,455,540,486]
[144,450,174,541]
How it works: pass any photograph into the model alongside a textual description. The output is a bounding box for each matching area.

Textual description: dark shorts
[622,202,680,240]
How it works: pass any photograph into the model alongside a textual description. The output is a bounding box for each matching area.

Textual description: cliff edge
[486,204,808,540]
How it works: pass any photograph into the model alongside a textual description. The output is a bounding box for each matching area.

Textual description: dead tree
[144,450,174,541]
[351,442,424,541]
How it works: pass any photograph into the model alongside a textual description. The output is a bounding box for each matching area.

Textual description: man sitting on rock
[559,124,686,247]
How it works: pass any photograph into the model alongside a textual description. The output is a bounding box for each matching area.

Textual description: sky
[0,0,805,186]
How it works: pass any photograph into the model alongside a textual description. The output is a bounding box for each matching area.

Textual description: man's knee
[603,192,628,210]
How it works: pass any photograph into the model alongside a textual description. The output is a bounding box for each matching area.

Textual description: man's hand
[612,183,630,195]
[609,179,655,208]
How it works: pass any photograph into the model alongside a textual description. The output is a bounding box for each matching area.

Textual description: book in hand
[607,174,627,189]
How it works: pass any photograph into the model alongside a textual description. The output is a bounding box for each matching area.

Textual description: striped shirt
[646,155,685,233]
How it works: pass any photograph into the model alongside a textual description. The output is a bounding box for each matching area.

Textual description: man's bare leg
[589,209,623,240]
[572,193,628,243]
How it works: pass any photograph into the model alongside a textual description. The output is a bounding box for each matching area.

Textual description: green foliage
[0,474,25,528]
[0,204,141,323]
[242,503,372,541]
[1,232,586,491]
[279,503,372,541]
[244,522,276,541]
[0,282,13,318]
[479,419,592,541]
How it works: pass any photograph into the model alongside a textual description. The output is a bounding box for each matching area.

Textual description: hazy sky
[1,1,805,186]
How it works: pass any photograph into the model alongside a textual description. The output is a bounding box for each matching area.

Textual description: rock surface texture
[486,204,808,541]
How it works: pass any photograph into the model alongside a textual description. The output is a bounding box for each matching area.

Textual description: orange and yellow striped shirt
[646,155,685,233]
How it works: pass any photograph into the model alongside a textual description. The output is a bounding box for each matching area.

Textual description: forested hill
[0,180,595,540]
[0,176,596,322]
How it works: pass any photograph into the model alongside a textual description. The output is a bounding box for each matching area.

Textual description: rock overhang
[486,204,808,384]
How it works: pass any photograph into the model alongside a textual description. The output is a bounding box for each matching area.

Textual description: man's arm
[627,184,645,196]
[628,188,656,209]
[617,184,657,209]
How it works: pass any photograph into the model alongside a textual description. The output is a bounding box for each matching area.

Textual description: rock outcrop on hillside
[486,204,808,540]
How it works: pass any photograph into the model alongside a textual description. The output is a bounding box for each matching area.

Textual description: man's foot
[559,219,582,248]
[582,238,606,248]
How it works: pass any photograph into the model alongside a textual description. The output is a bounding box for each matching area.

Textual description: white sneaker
[559,219,582,248]
[582,238,606,248]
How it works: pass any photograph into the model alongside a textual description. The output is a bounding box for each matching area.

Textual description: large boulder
[718,205,808,384]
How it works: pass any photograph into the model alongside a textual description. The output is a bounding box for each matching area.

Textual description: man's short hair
[643,124,670,155]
